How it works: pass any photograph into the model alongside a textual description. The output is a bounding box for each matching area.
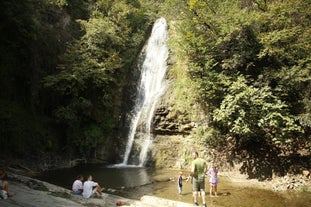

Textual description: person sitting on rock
[72,175,84,195]
[0,169,13,199]
[82,175,102,199]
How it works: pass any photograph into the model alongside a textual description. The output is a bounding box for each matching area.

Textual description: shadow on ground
[227,140,310,181]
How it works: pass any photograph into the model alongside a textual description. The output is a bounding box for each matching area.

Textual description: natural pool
[35,164,311,207]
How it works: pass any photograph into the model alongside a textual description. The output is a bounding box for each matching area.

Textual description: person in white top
[72,175,84,195]
[82,175,102,199]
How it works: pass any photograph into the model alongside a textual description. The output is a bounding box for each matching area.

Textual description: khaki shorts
[192,176,205,192]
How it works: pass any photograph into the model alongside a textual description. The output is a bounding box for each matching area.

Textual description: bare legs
[201,191,206,203]
[210,184,217,196]
[193,191,198,204]
[96,184,102,196]
[193,190,206,206]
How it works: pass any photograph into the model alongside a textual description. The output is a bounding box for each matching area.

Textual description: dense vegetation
[0,0,310,174]
[164,0,310,177]
[183,0,309,143]
[0,0,157,163]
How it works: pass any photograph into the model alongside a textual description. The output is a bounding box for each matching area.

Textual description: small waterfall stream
[120,17,169,167]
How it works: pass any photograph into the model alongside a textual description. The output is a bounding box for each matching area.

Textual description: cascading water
[119,17,169,167]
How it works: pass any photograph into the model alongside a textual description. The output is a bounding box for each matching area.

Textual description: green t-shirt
[192,158,206,179]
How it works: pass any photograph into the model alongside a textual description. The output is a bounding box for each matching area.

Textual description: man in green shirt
[190,151,207,207]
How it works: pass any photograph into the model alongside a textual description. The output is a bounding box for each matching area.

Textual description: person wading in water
[190,151,207,207]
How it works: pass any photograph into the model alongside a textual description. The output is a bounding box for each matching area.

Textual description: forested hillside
[0,0,310,175]
[163,0,310,177]
[0,0,158,166]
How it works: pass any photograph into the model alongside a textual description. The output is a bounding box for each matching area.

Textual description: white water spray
[120,17,169,167]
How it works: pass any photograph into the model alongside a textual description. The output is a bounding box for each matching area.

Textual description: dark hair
[76,175,83,180]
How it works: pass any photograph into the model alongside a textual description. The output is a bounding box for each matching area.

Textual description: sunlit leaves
[177,0,310,148]
[46,0,68,7]
[213,76,302,145]
[259,27,305,64]
[41,0,151,158]
[189,0,207,10]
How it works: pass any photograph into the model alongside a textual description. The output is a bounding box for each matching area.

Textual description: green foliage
[213,77,302,145]
[74,124,105,157]
[0,0,78,158]
[298,97,311,127]
[46,0,68,7]
[157,0,188,21]
[176,0,310,149]
[41,0,152,158]
[191,126,224,149]
[0,0,153,160]
[1,0,310,162]
[0,100,57,157]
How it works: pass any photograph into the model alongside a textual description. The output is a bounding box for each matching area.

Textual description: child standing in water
[208,165,218,196]
[177,171,183,194]
[177,171,189,195]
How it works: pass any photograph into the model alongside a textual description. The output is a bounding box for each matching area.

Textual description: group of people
[177,151,218,207]
[1,152,216,206]
[0,168,102,200]
[72,174,102,199]
[0,170,105,200]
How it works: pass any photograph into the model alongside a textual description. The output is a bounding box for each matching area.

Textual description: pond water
[35,164,311,207]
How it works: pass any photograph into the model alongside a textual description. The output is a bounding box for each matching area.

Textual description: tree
[42,0,151,158]
[213,76,302,146]
[177,0,310,147]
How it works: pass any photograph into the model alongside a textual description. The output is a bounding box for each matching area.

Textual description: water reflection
[103,166,151,188]
[35,164,153,190]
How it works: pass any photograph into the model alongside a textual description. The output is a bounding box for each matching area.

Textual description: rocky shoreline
[1,161,310,207]
[1,172,196,207]
[221,169,311,192]
[2,168,310,206]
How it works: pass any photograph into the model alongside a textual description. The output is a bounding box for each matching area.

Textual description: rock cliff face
[150,135,193,169]
[153,106,195,135]
[144,85,201,168]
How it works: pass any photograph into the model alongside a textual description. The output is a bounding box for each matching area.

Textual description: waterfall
[120,17,169,167]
